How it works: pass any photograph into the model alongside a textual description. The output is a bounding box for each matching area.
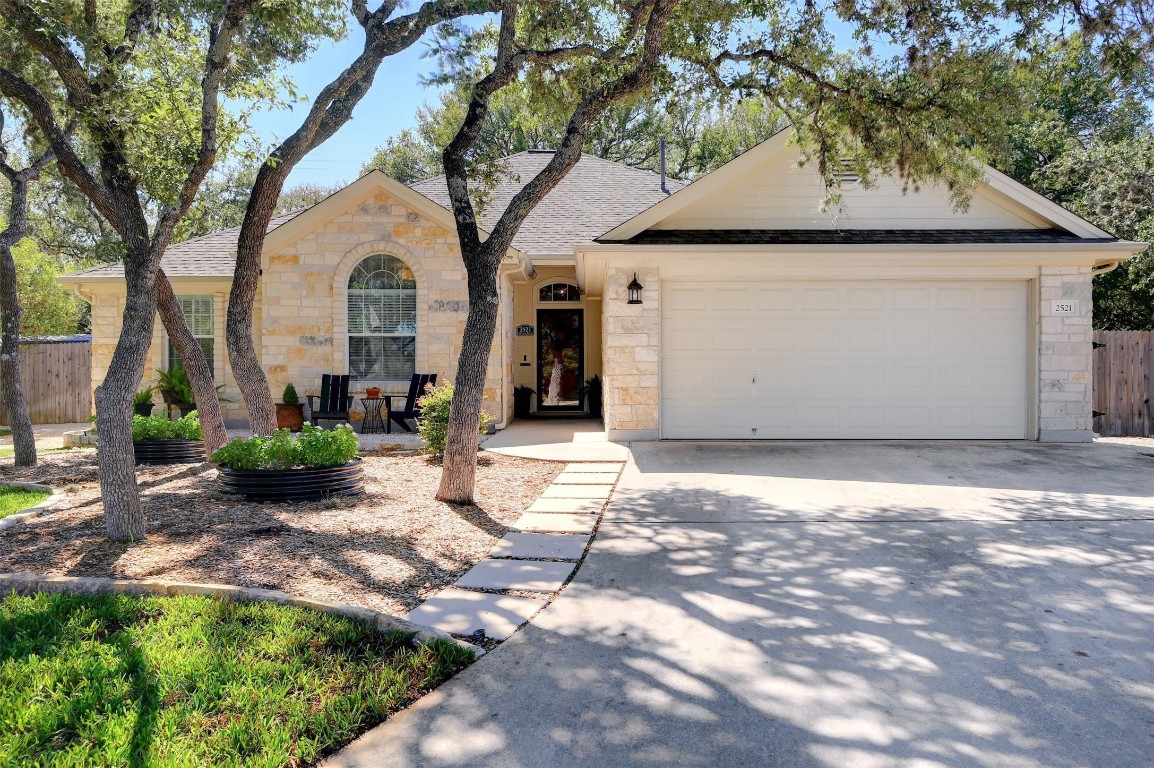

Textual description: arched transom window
[539,282,580,302]
[347,255,416,380]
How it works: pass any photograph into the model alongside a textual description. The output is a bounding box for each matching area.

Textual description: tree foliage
[362,86,787,182]
[9,236,88,335]
[998,37,1154,329]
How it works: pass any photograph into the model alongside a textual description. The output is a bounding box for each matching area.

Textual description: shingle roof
[66,151,681,280]
[598,228,1119,246]
[67,211,305,279]
[411,151,682,257]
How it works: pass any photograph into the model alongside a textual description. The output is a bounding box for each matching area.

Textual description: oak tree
[0,0,342,539]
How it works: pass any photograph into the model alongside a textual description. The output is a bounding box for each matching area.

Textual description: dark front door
[537,308,584,411]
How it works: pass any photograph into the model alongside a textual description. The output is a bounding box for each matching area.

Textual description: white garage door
[662,280,1028,439]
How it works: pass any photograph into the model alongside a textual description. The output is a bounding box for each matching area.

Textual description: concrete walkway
[482,419,630,462]
[0,423,91,451]
[326,441,1154,768]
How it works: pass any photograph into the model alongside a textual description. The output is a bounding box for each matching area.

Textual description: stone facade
[1037,265,1094,441]
[87,187,508,427]
[260,189,506,423]
[601,267,660,441]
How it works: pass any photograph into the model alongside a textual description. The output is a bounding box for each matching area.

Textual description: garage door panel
[662,280,1028,439]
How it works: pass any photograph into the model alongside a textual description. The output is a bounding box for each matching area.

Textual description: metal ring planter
[133,439,207,465]
[216,459,365,502]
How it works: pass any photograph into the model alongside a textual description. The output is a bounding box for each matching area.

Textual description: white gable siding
[652,146,1049,231]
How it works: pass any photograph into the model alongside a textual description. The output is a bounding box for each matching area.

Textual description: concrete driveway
[328,441,1154,768]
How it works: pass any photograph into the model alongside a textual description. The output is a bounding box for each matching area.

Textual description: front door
[537,308,584,412]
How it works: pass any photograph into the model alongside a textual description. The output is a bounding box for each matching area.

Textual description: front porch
[483,419,629,462]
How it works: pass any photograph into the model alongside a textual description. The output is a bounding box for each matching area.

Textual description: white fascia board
[979,165,1115,238]
[576,240,1146,297]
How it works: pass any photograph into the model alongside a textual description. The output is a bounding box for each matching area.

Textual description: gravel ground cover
[0,450,560,616]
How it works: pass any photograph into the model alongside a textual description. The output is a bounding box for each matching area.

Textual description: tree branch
[0,67,119,227]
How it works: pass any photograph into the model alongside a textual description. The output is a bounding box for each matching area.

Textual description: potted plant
[513,385,535,419]
[212,423,363,502]
[133,386,155,417]
[584,375,602,418]
[132,411,206,465]
[276,383,305,432]
[365,385,381,399]
[156,362,196,417]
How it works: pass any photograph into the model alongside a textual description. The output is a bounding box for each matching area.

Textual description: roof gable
[600,128,1114,241]
[263,169,470,254]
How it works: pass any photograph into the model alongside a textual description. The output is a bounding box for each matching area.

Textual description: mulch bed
[0,450,561,616]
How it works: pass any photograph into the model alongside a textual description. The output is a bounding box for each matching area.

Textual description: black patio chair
[388,373,437,433]
[306,374,352,428]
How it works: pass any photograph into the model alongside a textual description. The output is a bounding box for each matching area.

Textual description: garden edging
[0,482,63,532]
[0,571,483,657]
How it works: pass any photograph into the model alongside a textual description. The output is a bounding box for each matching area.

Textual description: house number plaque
[1050,300,1080,316]
[516,324,535,336]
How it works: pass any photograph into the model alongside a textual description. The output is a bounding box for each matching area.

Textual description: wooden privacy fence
[1093,331,1154,437]
[0,336,91,425]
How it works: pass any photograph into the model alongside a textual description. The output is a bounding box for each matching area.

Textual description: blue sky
[246,32,446,189]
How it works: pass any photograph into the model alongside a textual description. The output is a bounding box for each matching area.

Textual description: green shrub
[157,362,194,404]
[131,412,203,441]
[282,383,299,405]
[133,386,155,407]
[417,382,490,457]
[210,424,360,470]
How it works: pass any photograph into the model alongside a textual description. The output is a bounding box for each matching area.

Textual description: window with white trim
[168,295,214,376]
[347,255,416,380]
[538,282,580,302]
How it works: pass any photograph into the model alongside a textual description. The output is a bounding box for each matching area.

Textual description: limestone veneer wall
[1037,265,1094,442]
[262,189,505,422]
[89,281,249,423]
[601,267,660,441]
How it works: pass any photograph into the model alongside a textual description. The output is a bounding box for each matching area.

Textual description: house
[61,131,1145,442]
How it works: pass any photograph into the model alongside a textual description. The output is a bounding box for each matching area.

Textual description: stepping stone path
[489,532,590,561]
[526,497,603,514]
[541,484,615,499]
[409,461,624,641]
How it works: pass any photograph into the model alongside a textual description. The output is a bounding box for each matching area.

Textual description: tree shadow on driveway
[328,443,1154,768]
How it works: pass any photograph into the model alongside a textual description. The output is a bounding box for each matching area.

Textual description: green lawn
[0,485,51,519]
[0,428,11,437]
[0,593,473,767]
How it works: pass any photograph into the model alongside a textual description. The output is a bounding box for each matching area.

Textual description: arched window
[347,255,416,380]
[538,282,580,302]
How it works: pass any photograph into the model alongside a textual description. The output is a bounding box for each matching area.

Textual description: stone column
[602,268,660,441]
[1038,265,1094,442]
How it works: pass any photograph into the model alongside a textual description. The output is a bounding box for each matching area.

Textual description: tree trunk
[95,259,156,541]
[156,270,228,454]
[436,256,500,504]
[226,163,282,436]
[0,239,35,467]
[0,149,39,468]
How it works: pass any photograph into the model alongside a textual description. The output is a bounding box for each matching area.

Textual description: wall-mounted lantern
[627,273,644,305]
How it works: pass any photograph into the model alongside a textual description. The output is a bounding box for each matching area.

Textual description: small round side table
[360,397,388,434]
